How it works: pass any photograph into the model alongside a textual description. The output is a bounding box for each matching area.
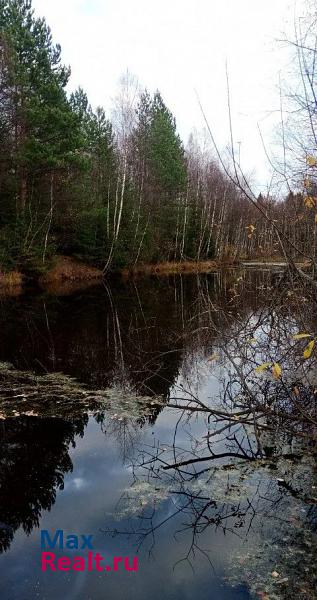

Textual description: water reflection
[0,270,315,599]
[0,416,87,553]
[0,270,279,394]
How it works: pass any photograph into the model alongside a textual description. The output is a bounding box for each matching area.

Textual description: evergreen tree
[0,0,81,209]
[66,101,118,263]
[0,0,82,267]
[149,91,186,195]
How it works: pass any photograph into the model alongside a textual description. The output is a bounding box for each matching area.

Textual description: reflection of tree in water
[101,273,317,599]
[0,361,167,553]
[105,419,316,599]
[0,377,162,554]
[0,415,87,553]
[0,271,279,402]
[0,269,316,597]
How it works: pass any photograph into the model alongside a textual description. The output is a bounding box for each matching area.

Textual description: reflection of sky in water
[0,418,250,600]
[1,272,314,599]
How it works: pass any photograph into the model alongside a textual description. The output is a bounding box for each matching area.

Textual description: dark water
[0,271,315,600]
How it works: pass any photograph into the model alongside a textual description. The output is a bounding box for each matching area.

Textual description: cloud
[32,0,297,187]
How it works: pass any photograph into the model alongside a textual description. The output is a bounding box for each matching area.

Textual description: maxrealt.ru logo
[41,530,138,573]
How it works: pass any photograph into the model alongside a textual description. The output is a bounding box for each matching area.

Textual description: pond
[0,270,316,600]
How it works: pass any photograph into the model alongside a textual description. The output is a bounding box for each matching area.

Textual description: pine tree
[0,0,81,210]
[149,91,186,195]
[0,0,83,267]
[66,99,118,263]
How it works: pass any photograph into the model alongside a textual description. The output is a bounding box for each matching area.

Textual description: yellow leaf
[304,196,316,208]
[304,178,310,188]
[272,363,282,379]
[292,333,312,340]
[303,339,315,359]
[247,338,257,344]
[207,353,219,362]
[246,224,256,238]
[307,155,317,167]
[255,362,271,373]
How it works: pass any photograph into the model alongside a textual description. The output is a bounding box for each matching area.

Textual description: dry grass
[0,271,23,286]
[0,271,24,296]
[40,256,103,283]
[120,260,227,278]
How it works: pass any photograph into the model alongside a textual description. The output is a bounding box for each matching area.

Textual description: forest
[0,0,316,279]
[0,2,316,599]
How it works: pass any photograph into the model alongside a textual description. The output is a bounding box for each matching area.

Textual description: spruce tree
[0,0,81,210]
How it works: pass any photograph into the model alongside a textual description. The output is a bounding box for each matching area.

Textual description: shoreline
[120,259,229,277]
[0,256,312,296]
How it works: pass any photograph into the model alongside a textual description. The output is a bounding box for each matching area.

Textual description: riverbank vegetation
[1,0,317,280]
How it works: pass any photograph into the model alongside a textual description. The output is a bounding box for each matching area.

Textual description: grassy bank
[0,256,103,296]
[0,271,24,296]
[0,257,232,290]
[120,259,230,277]
[39,256,103,284]
[2,255,312,297]
[0,271,23,286]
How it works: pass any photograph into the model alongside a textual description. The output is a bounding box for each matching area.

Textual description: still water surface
[0,271,315,599]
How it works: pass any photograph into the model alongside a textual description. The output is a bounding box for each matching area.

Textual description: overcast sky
[32,0,303,189]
